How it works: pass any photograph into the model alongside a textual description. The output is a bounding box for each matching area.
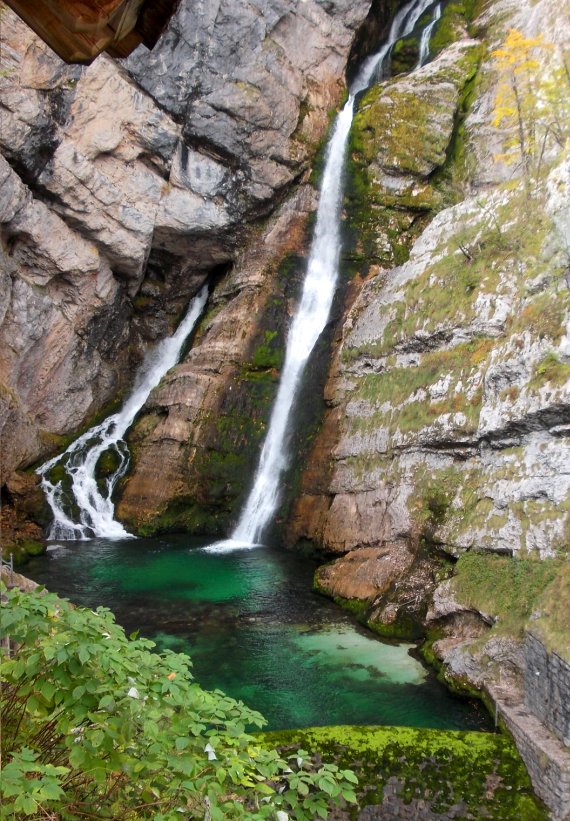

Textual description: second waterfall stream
[38,286,209,539]
[213,0,437,550]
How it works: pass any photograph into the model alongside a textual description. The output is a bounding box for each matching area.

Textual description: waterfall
[208,0,435,552]
[418,3,441,67]
[38,285,209,540]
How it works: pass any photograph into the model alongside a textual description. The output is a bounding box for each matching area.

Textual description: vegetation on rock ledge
[452,553,570,658]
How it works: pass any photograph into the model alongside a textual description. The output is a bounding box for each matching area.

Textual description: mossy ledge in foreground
[260,725,548,819]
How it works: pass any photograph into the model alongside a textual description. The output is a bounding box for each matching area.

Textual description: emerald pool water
[26,535,491,732]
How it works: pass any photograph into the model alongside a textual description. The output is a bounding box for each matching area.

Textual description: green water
[26,535,491,732]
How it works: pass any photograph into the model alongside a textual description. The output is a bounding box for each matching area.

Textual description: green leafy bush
[0,584,357,820]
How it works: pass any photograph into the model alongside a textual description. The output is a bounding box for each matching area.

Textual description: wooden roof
[5,0,179,63]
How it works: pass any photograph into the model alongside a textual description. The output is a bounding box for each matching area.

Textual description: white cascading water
[418,3,441,67]
[209,0,435,552]
[38,285,209,540]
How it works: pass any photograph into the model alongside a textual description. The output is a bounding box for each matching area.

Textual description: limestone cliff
[0,0,380,540]
[282,2,570,809]
[284,2,569,810]
[289,0,569,604]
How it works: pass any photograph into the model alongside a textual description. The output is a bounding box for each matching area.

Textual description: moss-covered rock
[1,473,47,564]
[343,39,483,276]
[390,31,421,75]
[259,725,548,819]
[430,0,482,59]
[352,40,482,178]
[1,539,46,566]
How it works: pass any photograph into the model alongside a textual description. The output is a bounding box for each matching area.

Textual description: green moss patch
[259,725,547,819]
[347,340,490,443]
[530,352,570,389]
[342,41,483,276]
[390,30,420,75]
[451,553,563,638]
[1,539,46,566]
[430,0,482,58]
[528,563,570,660]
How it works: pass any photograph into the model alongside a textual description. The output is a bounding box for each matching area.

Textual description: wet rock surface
[116,184,319,533]
[315,543,414,601]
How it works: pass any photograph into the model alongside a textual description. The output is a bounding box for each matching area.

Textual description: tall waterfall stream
[215,0,438,550]
[26,0,488,736]
[418,2,442,67]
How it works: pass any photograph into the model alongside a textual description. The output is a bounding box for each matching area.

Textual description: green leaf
[14,793,38,815]
[341,788,357,803]
[99,694,116,710]
[38,780,65,801]
[39,680,56,702]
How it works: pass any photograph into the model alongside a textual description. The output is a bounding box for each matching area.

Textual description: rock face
[117,184,321,534]
[0,0,375,494]
[315,543,414,601]
[289,0,570,579]
[284,2,570,810]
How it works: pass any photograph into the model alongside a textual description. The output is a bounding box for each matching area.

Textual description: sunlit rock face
[0,0,373,482]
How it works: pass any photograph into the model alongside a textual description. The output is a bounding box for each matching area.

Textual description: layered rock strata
[1,0,377,536]
[291,0,570,590]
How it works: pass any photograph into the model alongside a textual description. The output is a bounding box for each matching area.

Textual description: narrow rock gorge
[1,0,569,816]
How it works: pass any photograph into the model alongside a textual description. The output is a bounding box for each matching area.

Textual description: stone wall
[525,632,570,748]
[491,680,570,820]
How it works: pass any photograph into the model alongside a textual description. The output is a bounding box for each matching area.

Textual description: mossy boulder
[2,539,46,566]
[353,39,482,179]
[343,39,483,274]
[390,32,420,75]
[1,472,47,565]
[430,0,481,59]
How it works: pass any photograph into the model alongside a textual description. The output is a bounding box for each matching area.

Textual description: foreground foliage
[0,584,357,820]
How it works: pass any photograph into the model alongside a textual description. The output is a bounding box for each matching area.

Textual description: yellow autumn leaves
[492,28,569,194]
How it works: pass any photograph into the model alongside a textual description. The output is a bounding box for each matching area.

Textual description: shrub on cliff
[0,584,357,820]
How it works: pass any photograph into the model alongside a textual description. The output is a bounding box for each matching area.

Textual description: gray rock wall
[0,0,374,481]
[525,632,570,748]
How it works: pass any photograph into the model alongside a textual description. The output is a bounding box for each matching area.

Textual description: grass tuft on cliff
[451,553,569,657]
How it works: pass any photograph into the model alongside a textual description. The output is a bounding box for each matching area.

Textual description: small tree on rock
[492,29,569,196]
